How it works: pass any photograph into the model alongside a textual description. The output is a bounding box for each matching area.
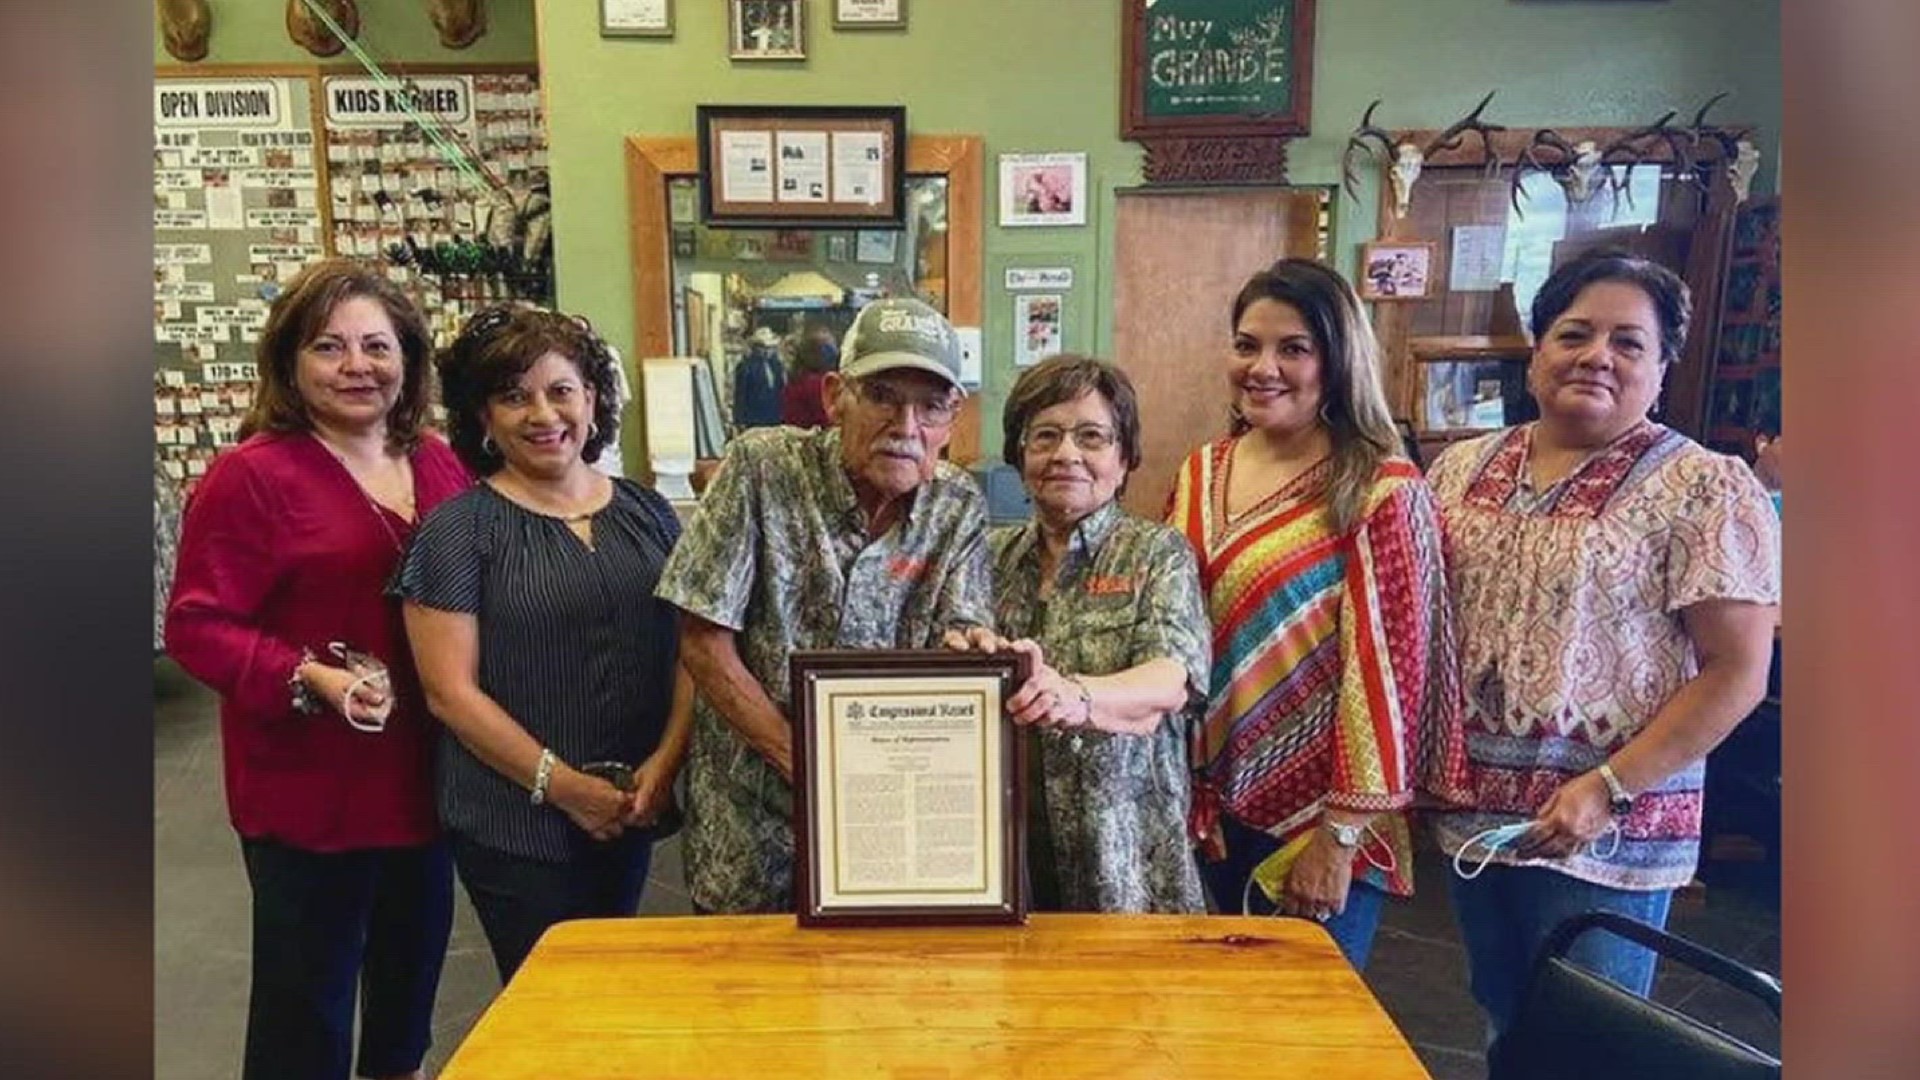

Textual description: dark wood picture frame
[1120,0,1317,140]
[789,649,1030,928]
[696,104,906,229]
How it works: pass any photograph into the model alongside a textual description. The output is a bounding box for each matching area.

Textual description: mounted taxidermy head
[158,0,212,63]
[427,0,489,50]
[286,0,360,58]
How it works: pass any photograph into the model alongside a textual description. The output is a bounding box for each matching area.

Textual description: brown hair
[1229,258,1402,535]
[435,304,621,475]
[1000,353,1143,473]
[239,258,433,452]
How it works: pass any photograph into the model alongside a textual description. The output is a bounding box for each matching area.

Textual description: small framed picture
[1013,293,1063,368]
[855,229,898,263]
[601,0,673,38]
[998,152,1087,228]
[730,0,806,61]
[1358,241,1438,301]
[834,0,906,29]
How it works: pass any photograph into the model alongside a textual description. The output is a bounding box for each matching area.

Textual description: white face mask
[1451,819,1622,880]
[327,642,392,733]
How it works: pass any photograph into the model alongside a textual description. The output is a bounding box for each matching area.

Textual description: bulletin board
[153,73,326,488]
[153,64,549,499]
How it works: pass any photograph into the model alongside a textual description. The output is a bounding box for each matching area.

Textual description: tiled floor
[156,659,1779,1079]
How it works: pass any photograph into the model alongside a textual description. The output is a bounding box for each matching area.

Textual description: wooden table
[439,914,1431,1078]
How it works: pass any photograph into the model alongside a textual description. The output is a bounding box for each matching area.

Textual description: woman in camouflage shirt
[948,355,1210,912]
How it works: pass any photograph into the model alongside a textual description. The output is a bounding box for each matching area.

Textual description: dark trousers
[449,829,654,984]
[239,838,454,1080]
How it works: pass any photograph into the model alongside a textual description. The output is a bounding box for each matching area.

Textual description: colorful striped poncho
[1168,438,1470,896]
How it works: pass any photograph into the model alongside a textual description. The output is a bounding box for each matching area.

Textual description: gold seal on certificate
[789,649,1030,926]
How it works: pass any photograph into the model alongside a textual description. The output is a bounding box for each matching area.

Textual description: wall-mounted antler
[1509,94,1757,218]
[1343,92,1506,219]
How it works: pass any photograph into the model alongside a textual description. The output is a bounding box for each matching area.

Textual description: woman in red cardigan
[165,259,470,1080]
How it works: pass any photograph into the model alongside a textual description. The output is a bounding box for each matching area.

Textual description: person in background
[397,305,693,983]
[947,354,1210,912]
[780,322,839,429]
[656,296,994,914]
[1426,249,1779,1039]
[166,258,470,1080]
[1168,258,1469,969]
[733,326,787,430]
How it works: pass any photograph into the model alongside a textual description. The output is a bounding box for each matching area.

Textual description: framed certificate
[790,649,1030,927]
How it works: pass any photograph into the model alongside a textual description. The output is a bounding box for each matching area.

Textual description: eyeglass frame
[849,375,964,429]
[1019,422,1119,455]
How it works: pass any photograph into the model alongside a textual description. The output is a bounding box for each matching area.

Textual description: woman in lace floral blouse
[1427,249,1780,1039]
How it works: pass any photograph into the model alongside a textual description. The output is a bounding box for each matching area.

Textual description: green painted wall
[155,0,538,67]
[539,0,1778,462]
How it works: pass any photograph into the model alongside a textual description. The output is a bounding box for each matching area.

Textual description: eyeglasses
[1021,424,1118,454]
[854,379,960,428]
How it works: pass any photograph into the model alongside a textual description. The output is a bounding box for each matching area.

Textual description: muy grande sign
[1122,0,1315,140]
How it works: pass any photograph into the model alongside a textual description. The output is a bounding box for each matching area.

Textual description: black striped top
[393,478,681,862]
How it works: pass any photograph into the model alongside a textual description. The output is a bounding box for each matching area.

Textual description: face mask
[1451,819,1621,880]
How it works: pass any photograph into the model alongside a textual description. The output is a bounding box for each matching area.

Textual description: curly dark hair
[435,304,621,475]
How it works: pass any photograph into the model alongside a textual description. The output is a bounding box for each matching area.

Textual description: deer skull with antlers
[1343,92,1505,219]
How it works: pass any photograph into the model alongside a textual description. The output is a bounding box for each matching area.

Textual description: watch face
[579,760,636,792]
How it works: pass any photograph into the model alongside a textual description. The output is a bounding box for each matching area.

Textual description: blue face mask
[1452,819,1622,880]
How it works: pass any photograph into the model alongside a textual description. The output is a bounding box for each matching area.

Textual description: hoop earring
[587,421,600,442]
[1317,401,1334,427]
[481,433,498,457]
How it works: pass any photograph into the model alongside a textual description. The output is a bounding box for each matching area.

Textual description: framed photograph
[854,229,898,263]
[823,233,852,262]
[998,152,1087,228]
[1121,0,1317,140]
[790,649,1030,927]
[600,0,673,37]
[1013,293,1063,368]
[1359,241,1437,301]
[729,0,806,61]
[698,105,905,228]
[1419,359,1530,433]
[834,0,906,29]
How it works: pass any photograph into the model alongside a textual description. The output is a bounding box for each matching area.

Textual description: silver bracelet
[530,748,557,805]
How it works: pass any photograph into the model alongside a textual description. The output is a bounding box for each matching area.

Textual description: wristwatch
[1597,762,1635,817]
[1322,819,1365,848]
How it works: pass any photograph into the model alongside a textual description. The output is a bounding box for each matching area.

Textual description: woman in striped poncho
[1168,258,1470,969]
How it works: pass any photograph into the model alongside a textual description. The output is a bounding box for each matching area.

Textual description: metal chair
[1489,911,1781,1080]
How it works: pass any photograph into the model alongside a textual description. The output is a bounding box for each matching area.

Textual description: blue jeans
[1200,812,1390,970]
[238,838,454,1080]
[1447,863,1674,1040]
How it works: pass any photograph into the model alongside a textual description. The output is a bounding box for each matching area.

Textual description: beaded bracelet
[288,647,321,715]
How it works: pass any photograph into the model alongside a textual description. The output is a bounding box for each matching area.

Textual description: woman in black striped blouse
[397,305,693,983]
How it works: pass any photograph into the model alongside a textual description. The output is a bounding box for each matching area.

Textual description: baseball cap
[839,296,966,392]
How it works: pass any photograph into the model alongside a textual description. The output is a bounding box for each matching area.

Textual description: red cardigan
[166,430,471,852]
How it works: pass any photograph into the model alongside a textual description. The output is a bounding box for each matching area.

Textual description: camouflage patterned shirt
[655,425,994,912]
[988,501,1211,913]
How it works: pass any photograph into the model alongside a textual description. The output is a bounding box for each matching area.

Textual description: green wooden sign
[1122,0,1316,139]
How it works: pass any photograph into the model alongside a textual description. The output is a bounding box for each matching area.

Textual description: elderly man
[657,296,994,913]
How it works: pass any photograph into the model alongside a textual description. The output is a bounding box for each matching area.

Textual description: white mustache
[874,439,923,460]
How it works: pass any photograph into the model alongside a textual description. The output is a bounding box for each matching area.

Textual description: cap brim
[840,351,967,392]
